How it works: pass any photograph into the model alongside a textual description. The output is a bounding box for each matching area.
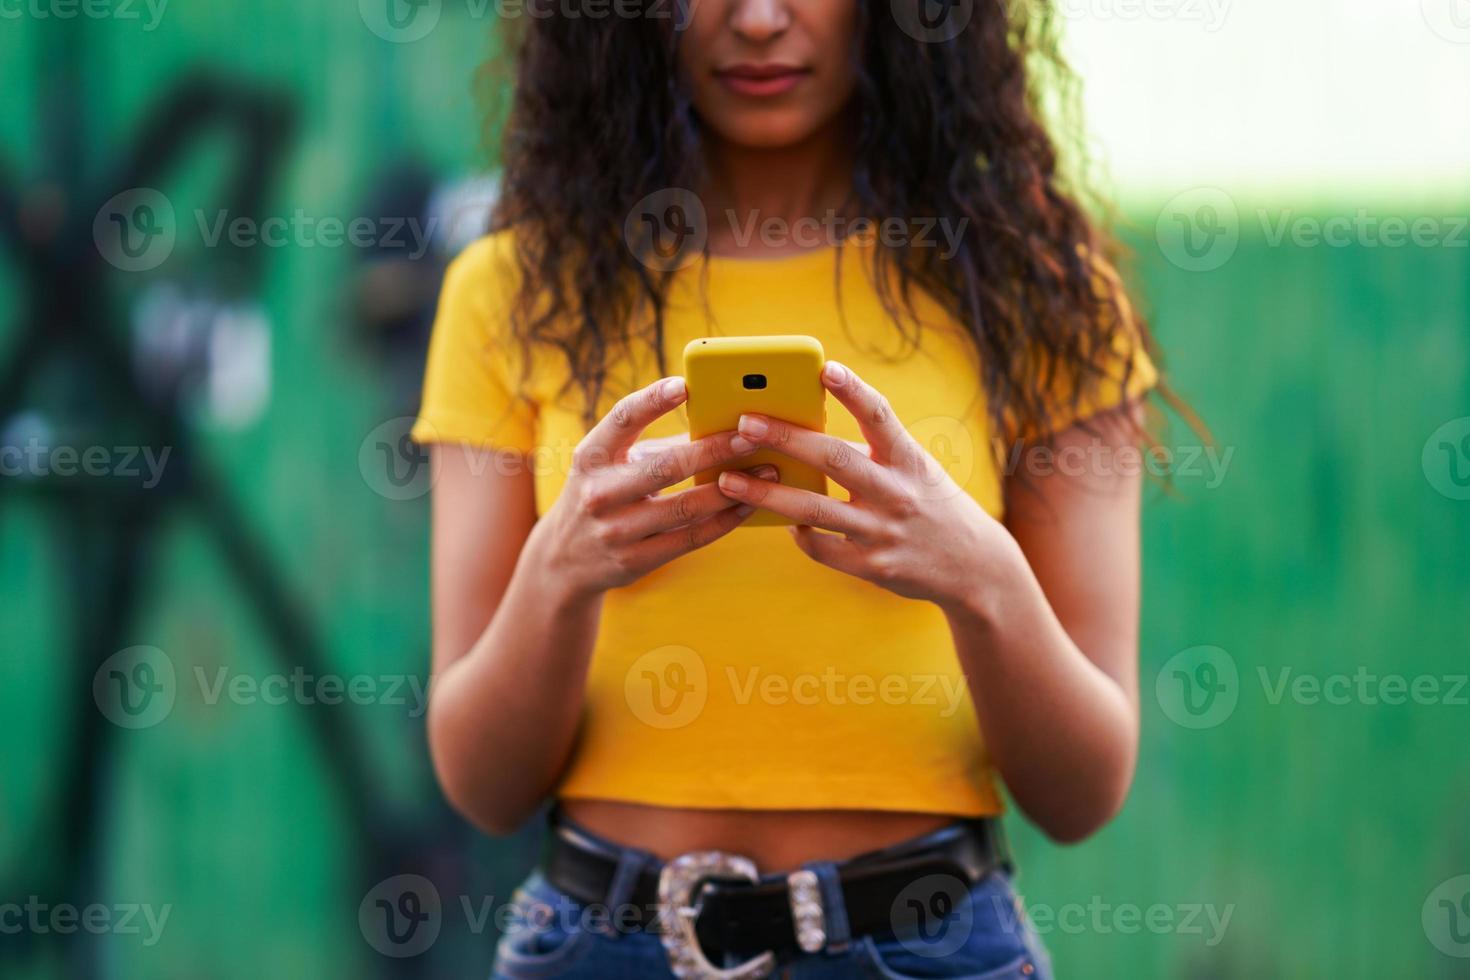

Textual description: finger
[631,498,753,567]
[577,377,687,468]
[612,465,778,540]
[716,469,883,538]
[618,429,758,499]
[736,413,905,504]
[820,361,913,465]
[789,524,870,577]
[627,433,690,465]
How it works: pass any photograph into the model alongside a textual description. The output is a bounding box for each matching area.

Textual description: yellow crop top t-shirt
[413,230,1156,817]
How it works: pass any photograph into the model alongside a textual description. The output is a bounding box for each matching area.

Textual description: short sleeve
[411,235,537,452]
[1023,257,1158,439]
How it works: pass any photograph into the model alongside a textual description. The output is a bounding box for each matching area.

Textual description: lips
[715,63,809,98]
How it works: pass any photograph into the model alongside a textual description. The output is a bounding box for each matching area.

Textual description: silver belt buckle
[656,851,778,980]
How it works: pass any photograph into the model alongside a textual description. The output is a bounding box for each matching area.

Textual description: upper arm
[413,234,542,674]
[428,445,537,675]
[1002,257,1156,699]
[1003,402,1146,704]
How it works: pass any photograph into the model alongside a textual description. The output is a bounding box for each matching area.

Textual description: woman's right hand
[528,376,774,598]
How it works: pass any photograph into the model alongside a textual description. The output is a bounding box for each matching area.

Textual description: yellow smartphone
[683,335,827,527]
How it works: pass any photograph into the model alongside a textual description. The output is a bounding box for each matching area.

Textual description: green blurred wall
[1,5,1467,979]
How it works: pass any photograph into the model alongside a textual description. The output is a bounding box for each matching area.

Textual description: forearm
[940,537,1139,843]
[428,526,603,835]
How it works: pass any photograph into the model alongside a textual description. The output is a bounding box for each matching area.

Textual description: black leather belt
[541,812,1011,966]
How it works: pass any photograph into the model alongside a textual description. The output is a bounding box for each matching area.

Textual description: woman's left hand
[715,360,1020,611]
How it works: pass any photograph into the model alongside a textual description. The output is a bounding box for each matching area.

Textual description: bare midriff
[562,799,955,872]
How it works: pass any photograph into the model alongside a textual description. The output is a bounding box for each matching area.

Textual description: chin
[711,110,824,150]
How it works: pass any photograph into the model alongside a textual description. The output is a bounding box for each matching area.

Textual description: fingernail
[662,377,686,401]
[730,433,756,454]
[735,504,755,518]
[738,415,769,438]
[752,464,778,480]
[719,471,748,493]
[823,361,848,386]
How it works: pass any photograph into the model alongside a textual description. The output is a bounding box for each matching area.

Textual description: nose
[728,0,791,42]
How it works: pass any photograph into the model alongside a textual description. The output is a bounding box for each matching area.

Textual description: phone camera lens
[742,373,767,390]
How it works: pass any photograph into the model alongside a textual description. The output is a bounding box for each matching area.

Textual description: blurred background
[1,1,1467,978]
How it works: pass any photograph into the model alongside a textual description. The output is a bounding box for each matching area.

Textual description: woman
[414,2,1168,977]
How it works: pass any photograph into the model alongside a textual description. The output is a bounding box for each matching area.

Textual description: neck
[700,115,855,256]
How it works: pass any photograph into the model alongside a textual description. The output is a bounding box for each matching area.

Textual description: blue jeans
[491,829,1054,980]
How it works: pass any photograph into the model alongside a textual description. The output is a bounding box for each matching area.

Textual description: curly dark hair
[487,2,1170,444]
